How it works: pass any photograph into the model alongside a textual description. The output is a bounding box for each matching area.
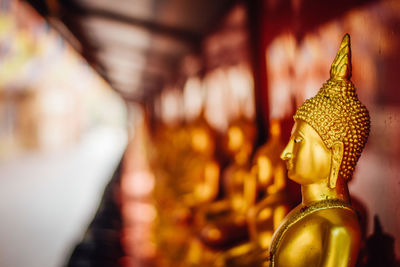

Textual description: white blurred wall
[0,127,127,267]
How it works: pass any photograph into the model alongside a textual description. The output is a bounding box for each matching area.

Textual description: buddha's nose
[280,143,293,161]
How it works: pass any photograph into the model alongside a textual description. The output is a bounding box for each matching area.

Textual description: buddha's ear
[329,141,344,189]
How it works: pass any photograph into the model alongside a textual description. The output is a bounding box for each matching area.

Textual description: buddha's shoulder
[290,204,361,234]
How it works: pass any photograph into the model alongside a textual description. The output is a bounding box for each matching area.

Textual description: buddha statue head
[281,34,370,190]
[225,117,256,165]
[189,117,215,156]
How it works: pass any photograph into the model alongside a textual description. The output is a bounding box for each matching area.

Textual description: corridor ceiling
[26,0,236,101]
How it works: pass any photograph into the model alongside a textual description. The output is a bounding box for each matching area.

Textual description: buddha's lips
[285,160,293,170]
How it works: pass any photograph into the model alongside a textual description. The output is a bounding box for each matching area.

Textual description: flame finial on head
[330,33,351,80]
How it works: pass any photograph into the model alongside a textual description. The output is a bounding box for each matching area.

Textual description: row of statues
[148,34,370,267]
[150,113,290,266]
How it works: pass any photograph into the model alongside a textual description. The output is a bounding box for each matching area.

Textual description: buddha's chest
[271,220,324,267]
[268,201,355,267]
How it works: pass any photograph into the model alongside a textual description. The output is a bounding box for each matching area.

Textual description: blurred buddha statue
[152,113,219,210]
[150,122,194,264]
[247,120,289,251]
[218,120,291,266]
[222,117,257,215]
[180,114,220,209]
[151,122,191,212]
[268,34,370,267]
[152,113,221,266]
[198,116,256,250]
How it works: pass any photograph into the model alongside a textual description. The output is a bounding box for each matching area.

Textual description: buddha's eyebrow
[290,126,296,135]
[297,130,305,138]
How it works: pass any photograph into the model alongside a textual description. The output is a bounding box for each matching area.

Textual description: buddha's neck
[301,178,350,206]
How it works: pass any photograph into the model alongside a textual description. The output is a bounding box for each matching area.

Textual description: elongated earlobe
[329,141,344,188]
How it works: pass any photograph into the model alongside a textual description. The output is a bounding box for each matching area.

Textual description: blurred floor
[0,127,127,267]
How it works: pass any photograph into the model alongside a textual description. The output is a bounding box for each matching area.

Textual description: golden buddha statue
[151,113,221,266]
[268,34,370,267]
[180,115,220,208]
[247,120,289,250]
[152,114,219,210]
[217,120,290,266]
[222,117,256,215]
[150,123,194,264]
[198,117,256,250]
